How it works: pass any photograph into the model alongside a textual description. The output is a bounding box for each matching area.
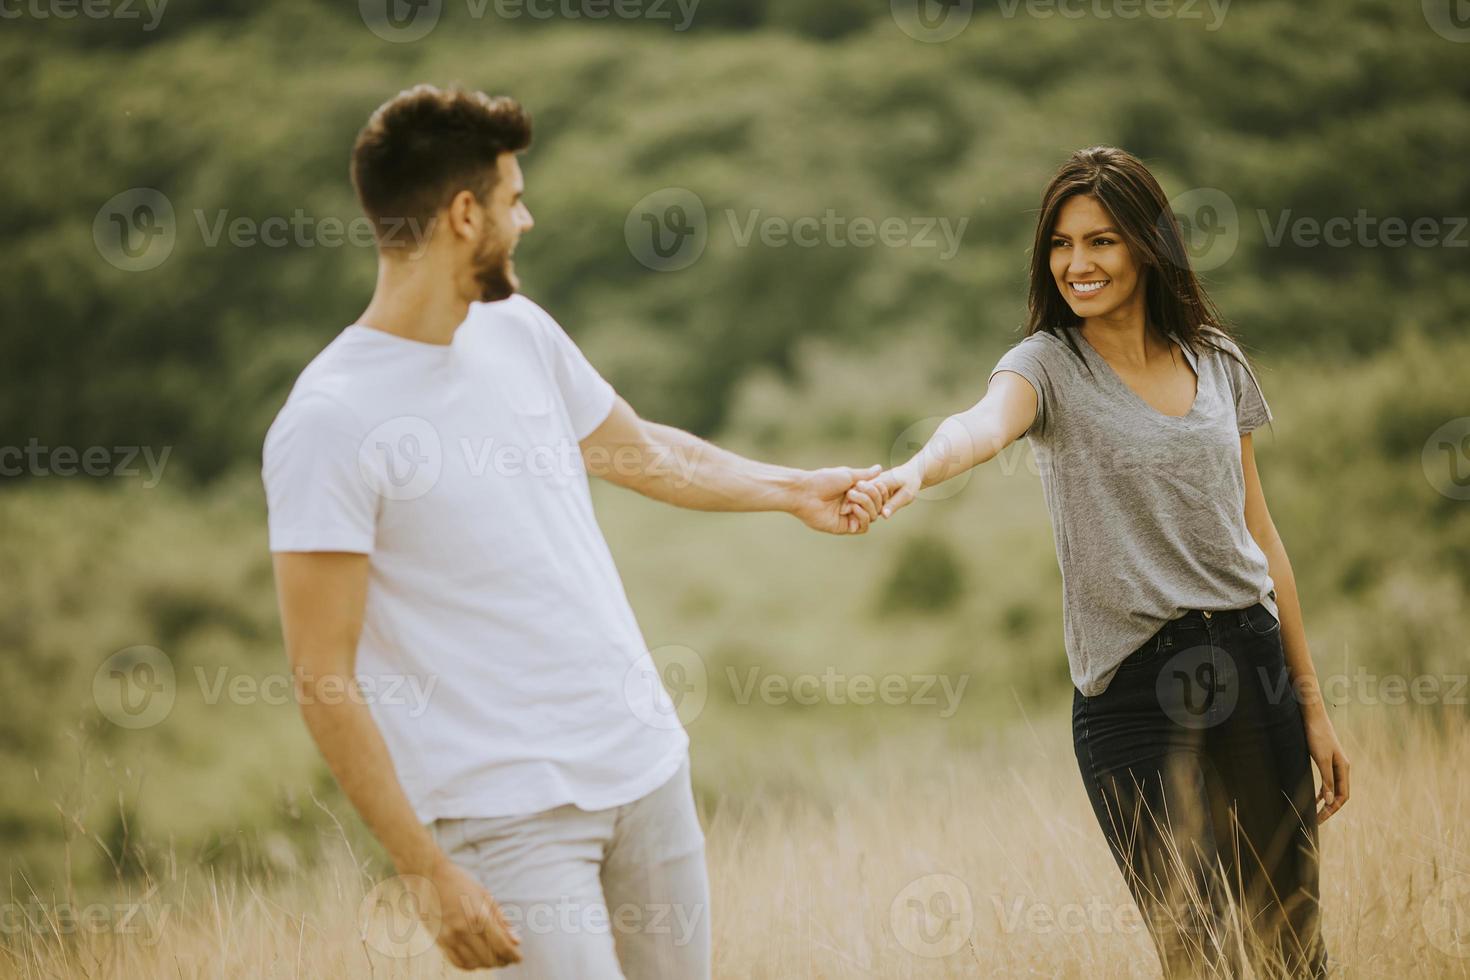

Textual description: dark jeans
[1072,601,1329,979]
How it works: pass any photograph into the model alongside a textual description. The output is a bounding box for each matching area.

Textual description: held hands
[791,462,925,535]
[794,464,884,534]
[843,463,923,523]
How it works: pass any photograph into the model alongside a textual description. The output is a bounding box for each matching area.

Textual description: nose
[519,206,535,234]
[1068,248,1094,277]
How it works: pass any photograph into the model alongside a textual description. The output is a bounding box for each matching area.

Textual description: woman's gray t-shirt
[990,326,1277,697]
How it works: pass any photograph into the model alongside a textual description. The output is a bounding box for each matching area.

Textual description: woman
[849,147,1347,978]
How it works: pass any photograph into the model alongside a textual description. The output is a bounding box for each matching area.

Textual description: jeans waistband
[1166,590,1274,631]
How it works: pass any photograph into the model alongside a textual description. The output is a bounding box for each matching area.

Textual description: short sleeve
[262,393,378,553]
[525,301,616,440]
[989,335,1054,439]
[1211,332,1273,436]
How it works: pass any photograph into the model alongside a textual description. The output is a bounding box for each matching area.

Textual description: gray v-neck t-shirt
[989,325,1277,697]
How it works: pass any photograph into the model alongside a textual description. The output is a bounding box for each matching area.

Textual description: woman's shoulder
[1195,324,1248,359]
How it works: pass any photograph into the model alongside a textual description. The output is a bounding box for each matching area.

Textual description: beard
[472,232,518,303]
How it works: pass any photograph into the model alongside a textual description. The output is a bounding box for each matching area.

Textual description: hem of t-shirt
[268,530,374,554]
[988,364,1044,436]
[1238,406,1274,436]
[570,380,617,442]
[411,736,690,824]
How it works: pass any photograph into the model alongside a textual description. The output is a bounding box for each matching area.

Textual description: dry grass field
[5,703,1467,979]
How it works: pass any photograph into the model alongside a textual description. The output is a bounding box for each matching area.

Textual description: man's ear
[445,189,482,243]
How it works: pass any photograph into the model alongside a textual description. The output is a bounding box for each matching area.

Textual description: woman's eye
[1051,239,1069,249]
[1092,237,1114,246]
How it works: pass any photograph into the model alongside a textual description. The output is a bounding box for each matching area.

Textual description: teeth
[1073,280,1108,294]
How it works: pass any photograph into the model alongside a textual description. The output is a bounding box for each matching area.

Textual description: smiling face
[1047,193,1145,323]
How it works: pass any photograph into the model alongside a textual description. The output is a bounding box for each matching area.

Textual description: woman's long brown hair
[1024,146,1262,396]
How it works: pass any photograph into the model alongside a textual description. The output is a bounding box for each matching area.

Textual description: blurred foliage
[3,0,1469,484]
[2,0,1468,893]
[881,536,966,614]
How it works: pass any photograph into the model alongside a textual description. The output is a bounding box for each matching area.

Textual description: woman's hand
[847,463,924,520]
[1303,709,1350,823]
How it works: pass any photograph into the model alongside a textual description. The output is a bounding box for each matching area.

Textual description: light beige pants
[428,759,710,979]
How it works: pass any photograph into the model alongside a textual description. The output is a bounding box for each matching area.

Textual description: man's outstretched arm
[271,551,522,971]
[580,396,882,534]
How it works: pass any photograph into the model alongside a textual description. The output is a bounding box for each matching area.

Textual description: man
[262,84,882,977]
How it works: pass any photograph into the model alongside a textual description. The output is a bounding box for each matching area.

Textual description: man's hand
[846,463,923,521]
[413,855,523,970]
[797,464,884,534]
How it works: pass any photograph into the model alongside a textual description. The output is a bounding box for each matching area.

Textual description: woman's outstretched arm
[846,370,1039,520]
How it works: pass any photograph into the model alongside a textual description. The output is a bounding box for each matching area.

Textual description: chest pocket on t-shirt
[497,372,578,490]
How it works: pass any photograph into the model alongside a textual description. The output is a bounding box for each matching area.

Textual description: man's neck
[357,258,474,347]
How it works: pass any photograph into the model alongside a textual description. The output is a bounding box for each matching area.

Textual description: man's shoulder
[267,332,376,438]
[465,294,550,334]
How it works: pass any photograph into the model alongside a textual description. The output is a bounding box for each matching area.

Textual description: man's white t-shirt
[262,295,689,822]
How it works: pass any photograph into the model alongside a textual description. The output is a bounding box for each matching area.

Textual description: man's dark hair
[351,85,532,247]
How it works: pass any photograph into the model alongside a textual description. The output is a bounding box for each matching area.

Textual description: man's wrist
[773,467,809,516]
